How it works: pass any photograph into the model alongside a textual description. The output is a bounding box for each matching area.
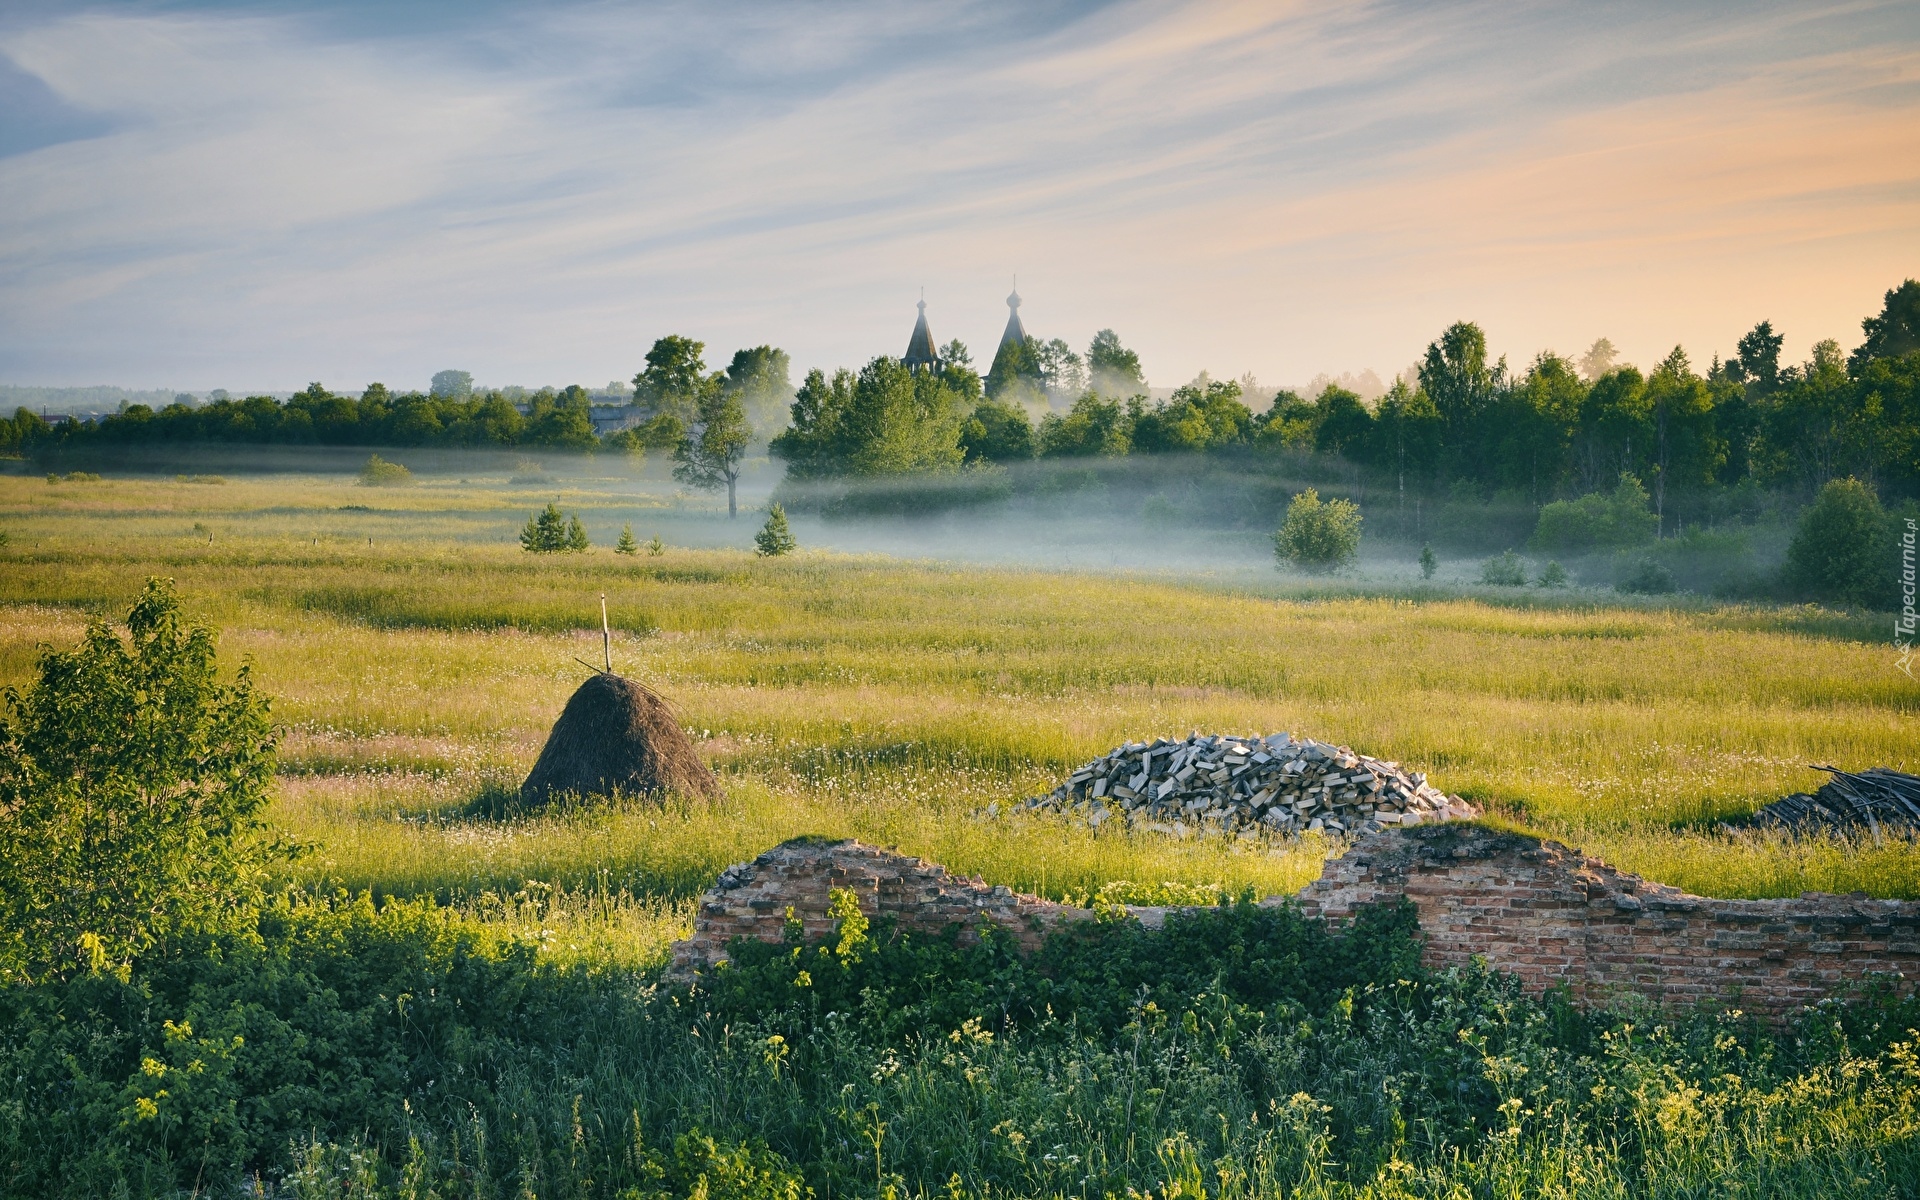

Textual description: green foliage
[1419,543,1437,579]
[724,345,795,439]
[1535,559,1568,588]
[1528,473,1659,552]
[1479,551,1527,587]
[1618,555,1677,594]
[634,335,711,425]
[770,358,967,480]
[756,504,796,557]
[1273,488,1361,572]
[1850,278,1920,374]
[960,398,1035,463]
[355,453,413,487]
[648,532,665,556]
[47,470,102,482]
[616,523,640,555]
[0,579,274,984]
[1086,328,1144,395]
[674,386,753,517]
[1131,377,1253,453]
[521,502,588,553]
[1037,392,1131,458]
[1785,477,1887,607]
[11,886,1920,1197]
[429,369,472,399]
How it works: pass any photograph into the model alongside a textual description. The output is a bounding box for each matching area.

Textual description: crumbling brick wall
[667,837,1085,979]
[1296,823,1920,1018]
[669,827,1920,1017]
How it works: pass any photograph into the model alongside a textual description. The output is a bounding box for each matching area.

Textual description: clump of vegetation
[173,474,226,484]
[0,579,274,984]
[648,532,666,556]
[510,458,556,485]
[756,504,796,557]
[1619,554,1677,594]
[1479,550,1527,586]
[356,453,414,487]
[1535,559,1568,588]
[616,523,639,555]
[1528,473,1658,553]
[45,470,102,483]
[1785,477,1886,607]
[1273,488,1361,572]
[521,502,589,552]
[1419,543,1436,579]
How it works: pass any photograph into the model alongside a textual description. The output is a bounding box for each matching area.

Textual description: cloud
[0,0,1915,390]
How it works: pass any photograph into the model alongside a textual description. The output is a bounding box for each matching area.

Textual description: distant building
[996,286,1027,362]
[902,299,940,373]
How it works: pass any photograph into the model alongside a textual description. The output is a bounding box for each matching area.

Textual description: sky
[0,0,1917,395]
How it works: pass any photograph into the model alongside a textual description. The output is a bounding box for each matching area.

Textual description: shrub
[0,579,274,984]
[756,504,796,557]
[1479,550,1527,586]
[1272,488,1361,572]
[356,454,414,487]
[1419,543,1436,579]
[521,503,588,553]
[1535,560,1568,588]
[1618,555,1676,594]
[648,532,666,556]
[1528,473,1658,552]
[616,523,640,555]
[1784,477,1886,607]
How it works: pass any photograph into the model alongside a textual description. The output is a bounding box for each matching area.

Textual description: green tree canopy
[673,386,753,517]
[634,335,709,424]
[1784,477,1887,607]
[724,345,793,439]
[1037,392,1131,458]
[1273,488,1361,572]
[1087,329,1145,396]
[0,579,275,983]
[1850,279,1920,375]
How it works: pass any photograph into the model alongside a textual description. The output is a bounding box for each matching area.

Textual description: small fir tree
[755,504,796,557]
[615,524,639,555]
[566,515,590,552]
[1272,488,1361,572]
[647,533,665,557]
[521,503,570,553]
[1419,544,1436,580]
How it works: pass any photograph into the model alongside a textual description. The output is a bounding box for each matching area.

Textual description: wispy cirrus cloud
[0,0,1915,391]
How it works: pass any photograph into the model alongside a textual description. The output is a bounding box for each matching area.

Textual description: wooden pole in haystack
[601,592,612,674]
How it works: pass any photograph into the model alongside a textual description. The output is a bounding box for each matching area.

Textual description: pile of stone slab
[1008,731,1477,840]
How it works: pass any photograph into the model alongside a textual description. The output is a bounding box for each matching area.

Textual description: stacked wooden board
[1750,766,1920,837]
[1010,731,1477,839]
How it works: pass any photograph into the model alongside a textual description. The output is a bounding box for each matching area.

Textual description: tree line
[6,281,1915,529]
[771,280,1920,534]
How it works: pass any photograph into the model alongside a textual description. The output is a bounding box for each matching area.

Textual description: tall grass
[2,471,1916,938]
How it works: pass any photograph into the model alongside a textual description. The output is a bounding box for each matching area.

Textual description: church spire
[902,292,940,373]
[997,279,1027,356]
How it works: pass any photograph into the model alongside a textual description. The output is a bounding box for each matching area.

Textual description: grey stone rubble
[1007,731,1478,840]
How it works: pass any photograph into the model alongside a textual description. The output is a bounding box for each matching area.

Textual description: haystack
[520,672,720,805]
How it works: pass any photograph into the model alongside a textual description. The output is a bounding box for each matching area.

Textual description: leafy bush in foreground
[0,578,274,984]
[4,887,1920,1199]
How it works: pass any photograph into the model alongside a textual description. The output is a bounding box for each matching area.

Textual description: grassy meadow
[3,465,1915,967]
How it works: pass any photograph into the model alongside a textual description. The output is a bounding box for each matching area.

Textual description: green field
[3,467,1914,950]
[6,465,1920,1198]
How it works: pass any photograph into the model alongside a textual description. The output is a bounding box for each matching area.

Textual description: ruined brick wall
[1295,824,1920,1018]
[667,837,1086,979]
[669,827,1920,1017]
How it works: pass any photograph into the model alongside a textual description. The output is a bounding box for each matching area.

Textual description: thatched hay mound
[520,672,720,806]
